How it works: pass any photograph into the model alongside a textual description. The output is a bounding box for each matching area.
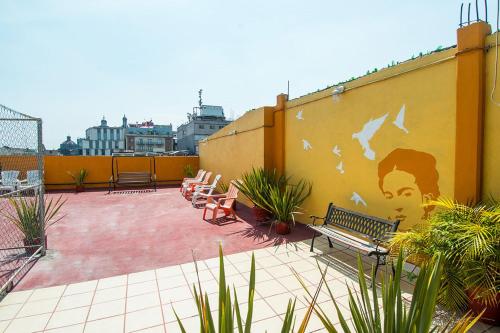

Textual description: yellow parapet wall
[42,155,199,190]
[285,49,457,231]
[199,22,500,230]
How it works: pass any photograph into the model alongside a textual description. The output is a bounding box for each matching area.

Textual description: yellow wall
[43,155,198,190]
[285,50,457,230]
[482,33,500,199]
[199,107,267,192]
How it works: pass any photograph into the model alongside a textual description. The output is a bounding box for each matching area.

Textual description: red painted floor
[15,187,311,290]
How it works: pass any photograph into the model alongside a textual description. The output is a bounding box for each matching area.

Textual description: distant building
[177,105,231,154]
[125,120,174,153]
[75,116,175,156]
[77,116,126,156]
[59,136,80,156]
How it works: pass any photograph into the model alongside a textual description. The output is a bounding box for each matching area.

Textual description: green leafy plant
[218,180,229,193]
[3,195,66,244]
[390,198,500,310]
[259,179,312,227]
[233,167,288,212]
[175,244,303,332]
[294,252,481,333]
[183,164,195,178]
[67,168,88,186]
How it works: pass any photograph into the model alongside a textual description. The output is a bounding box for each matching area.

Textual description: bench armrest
[309,215,325,226]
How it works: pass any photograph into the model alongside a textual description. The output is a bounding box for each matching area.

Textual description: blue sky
[0,1,471,149]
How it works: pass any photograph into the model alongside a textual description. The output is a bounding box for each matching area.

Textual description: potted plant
[234,167,287,223]
[3,195,66,255]
[391,198,500,325]
[260,178,311,235]
[183,164,195,178]
[68,169,88,192]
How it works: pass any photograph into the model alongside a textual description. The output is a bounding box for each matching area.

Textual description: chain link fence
[0,104,44,298]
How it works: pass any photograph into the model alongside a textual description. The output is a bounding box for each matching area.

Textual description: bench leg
[310,231,317,252]
[372,255,381,288]
[327,237,333,248]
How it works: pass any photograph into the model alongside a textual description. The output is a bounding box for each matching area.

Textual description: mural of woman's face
[381,169,429,226]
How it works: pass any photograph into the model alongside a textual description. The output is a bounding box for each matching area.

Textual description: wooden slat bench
[109,172,156,193]
[308,203,400,278]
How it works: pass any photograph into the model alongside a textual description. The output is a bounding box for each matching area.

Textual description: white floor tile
[64,280,97,296]
[88,299,125,321]
[92,286,126,304]
[29,285,66,302]
[4,313,51,333]
[125,306,163,332]
[97,275,127,290]
[84,315,124,333]
[46,306,89,330]
[57,292,94,311]
[127,292,160,313]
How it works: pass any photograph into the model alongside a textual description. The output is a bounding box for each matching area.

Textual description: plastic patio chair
[0,170,20,192]
[180,169,204,190]
[180,170,206,195]
[183,171,212,198]
[202,181,239,223]
[18,170,42,193]
[191,174,221,207]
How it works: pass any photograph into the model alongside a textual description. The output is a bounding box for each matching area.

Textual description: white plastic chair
[18,170,42,192]
[192,174,222,207]
[0,170,20,192]
[181,170,207,195]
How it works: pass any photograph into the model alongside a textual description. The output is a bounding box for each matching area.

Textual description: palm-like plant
[3,195,66,244]
[390,198,500,311]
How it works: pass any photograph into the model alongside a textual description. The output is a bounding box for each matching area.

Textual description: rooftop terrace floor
[16,187,311,290]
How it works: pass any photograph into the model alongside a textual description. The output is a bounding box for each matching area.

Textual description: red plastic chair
[203,181,239,223]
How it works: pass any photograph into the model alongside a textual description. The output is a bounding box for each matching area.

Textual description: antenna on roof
[198,89,203,108]
[287,80,290,99]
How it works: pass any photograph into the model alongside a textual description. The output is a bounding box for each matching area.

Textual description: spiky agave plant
[3,195,66,244]
[174,244,326,333]
[292,251,481,333]
[67,168,88,186]
[258,179,312,228]
[233,167,288,213]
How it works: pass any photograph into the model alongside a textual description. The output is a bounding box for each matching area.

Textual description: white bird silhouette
[351,192,367,206]
[296,110,304,120]
[393,104,409,133]
[302,139,312,151]
[352,113,388,160]
[332,145,341,157]
[336,161,344,174]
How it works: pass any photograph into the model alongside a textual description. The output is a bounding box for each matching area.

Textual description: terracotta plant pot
[275,221,291,235]
[253,206,272,223]
[75,185,85,193]
[23,235,47,256]
[468,290,500,326]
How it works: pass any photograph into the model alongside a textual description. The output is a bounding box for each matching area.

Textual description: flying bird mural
[302,139,312,151]
[393,104,409,133]
[336,161,345,174]
[352,113,388,160]
[296,110,304,120]
[351,192,367,206]
[332,145,341,157]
